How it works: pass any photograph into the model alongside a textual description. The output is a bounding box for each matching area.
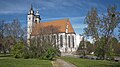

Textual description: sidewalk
[52,59,76,67]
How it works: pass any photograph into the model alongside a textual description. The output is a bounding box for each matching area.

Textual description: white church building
[27,6,82,53]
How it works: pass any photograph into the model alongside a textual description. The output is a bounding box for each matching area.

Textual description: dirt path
[52,59,76,67]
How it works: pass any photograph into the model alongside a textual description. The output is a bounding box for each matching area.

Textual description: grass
[0,57,52,67]
[60,56,120,67]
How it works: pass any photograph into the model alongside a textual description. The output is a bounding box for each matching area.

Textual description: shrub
[22,47,30,59]
[11,41,24,58]
[43,47,56,60]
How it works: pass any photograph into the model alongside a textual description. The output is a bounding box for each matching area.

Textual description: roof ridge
[41,18,70,23]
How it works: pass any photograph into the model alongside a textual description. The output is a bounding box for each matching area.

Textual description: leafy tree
[94,37,106,59]
[110,37,120,56]
[95,37,120,59]
[84,6,120,59]
[86,41,94,54]
[77,37,94,56]
[113,43,120,56]
[77,37,87,56]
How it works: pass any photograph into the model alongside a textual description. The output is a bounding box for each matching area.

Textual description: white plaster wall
[76,34,83,49]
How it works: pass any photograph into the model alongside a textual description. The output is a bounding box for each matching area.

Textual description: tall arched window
[65,35,67,46]
[60,35,63,47]
[68,36,70,47]
[72,36,74,48]
[53,35,56,44]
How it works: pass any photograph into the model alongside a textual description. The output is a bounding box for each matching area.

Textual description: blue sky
[0,0,120,35]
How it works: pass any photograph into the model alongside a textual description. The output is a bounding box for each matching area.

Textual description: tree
[0,19,26,54]
[94,37,106,59]
[86,41,94,54]
[84,6,120,59]
[113,43,120,56]
[77,37,94,56]
[77,37,87,57]
[0,20,4,53]
[84,8,100,41]
[28,25,61,60]
[110,37,120,56]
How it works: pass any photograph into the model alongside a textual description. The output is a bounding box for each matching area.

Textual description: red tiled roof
[31,19,75,36]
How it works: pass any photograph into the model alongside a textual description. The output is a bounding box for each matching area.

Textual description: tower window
[35,20,37,23]
[29,18,31,20]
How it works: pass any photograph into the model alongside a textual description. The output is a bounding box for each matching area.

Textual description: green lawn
[0,57,52,67]
[61,56,120,67]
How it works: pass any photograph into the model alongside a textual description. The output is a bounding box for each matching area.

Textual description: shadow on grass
[51,58,57,61]
[0,53,12,57]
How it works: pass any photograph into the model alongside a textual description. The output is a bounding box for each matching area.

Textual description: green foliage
[27,36,61,60]
[94,37,120,60]
[94,37,106,59]
[11,41,24,58]
[22,42,61,60]
[28,46,38,58]
[86,41,94,54]
[77,38,85,55]
[43,47,56,60]
[77,38,94,55]
[22,47,30,59]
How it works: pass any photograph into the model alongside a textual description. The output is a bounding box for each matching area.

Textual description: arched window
[65,35,67,46]
[53,35,56,44]
[72,36,74,48]
[60,35,63,47]
[68,36,70,47]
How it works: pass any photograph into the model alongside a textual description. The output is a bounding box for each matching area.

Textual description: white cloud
[73,24,86,29]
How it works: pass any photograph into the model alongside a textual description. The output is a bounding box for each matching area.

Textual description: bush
[43,47,56,60]
[11,41,24,58]
[22,47,30,59]
[11,40,61,60]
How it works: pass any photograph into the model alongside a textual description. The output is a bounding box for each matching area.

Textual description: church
[27,6,81,53]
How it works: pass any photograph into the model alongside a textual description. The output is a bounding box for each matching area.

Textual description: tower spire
[30,4,33,10]
[28,4,34,15]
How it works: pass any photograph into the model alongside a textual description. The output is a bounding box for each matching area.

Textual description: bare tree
[0,19,26,54]
[30,25,61,58]
[84,6,120,59]
[0,20,4,52]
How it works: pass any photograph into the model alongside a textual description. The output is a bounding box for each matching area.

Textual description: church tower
[27,5,41,45]
[35,9,41,23]
[27,5,34,44]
